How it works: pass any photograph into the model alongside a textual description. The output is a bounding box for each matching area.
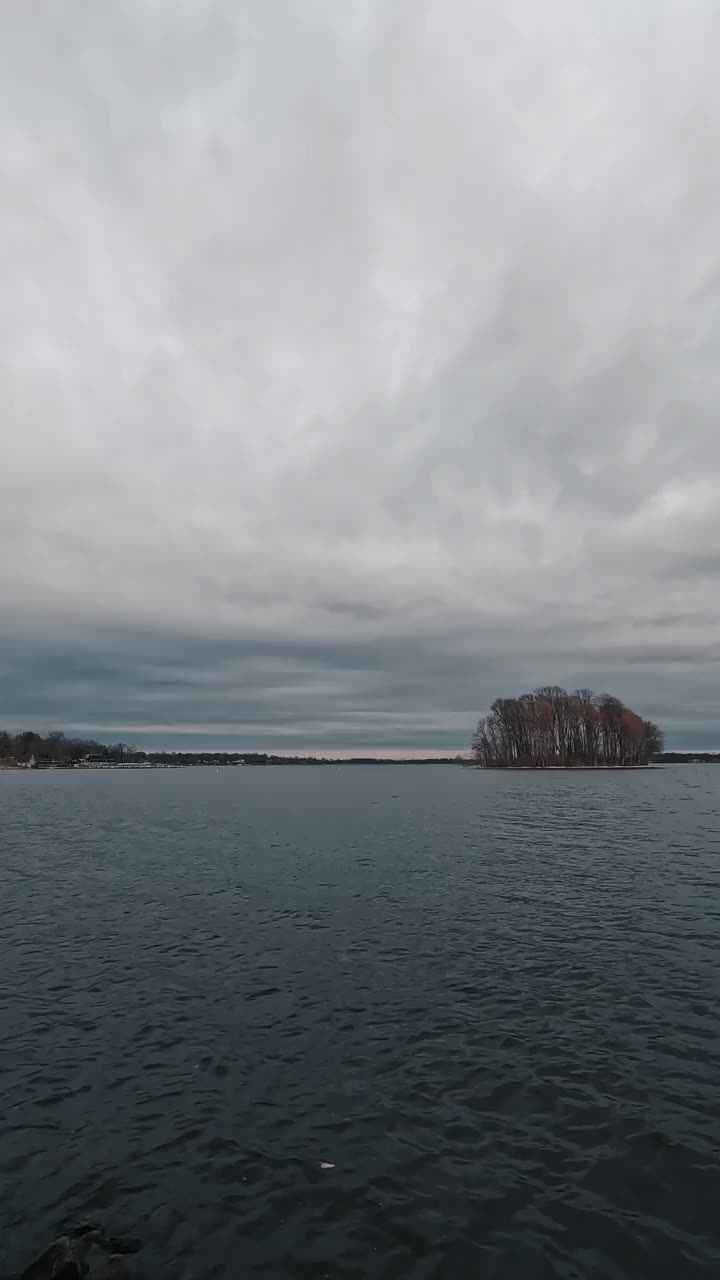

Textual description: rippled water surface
[2,764,720,1278]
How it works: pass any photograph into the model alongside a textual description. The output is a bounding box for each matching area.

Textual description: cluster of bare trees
[472,687,663,768]
[0,730,132,765]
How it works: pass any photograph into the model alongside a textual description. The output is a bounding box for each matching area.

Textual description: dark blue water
[2,765,720,1279]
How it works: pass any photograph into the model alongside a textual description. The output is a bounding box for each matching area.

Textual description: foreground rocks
[17,1224,141,1280]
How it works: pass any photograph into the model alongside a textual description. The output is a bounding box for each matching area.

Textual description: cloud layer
[3,0,720,750]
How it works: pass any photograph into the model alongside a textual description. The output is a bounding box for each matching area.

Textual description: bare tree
[472,688,662,768]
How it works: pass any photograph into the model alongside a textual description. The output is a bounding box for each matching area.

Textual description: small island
[472,686,663,768]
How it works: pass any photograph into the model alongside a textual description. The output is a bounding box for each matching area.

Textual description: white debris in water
[320,1162,335,1170]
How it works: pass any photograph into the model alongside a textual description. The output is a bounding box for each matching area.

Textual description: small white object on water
[320,1162,335,1170]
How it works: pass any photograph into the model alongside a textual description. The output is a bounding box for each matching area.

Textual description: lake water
[2,764,720,1279]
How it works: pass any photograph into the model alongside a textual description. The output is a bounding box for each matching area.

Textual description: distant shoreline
[1,758,465,771]
[2,755,713,772]
[468,764,658,771]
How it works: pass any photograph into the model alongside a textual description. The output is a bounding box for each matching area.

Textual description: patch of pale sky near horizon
[3,0,720,749]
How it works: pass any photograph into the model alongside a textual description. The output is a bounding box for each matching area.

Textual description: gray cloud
[3,0,720,750]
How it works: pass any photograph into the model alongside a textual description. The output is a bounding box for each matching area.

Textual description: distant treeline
[0,731,461,767]
[0,730,274,765]
[472,687,663,768]
[1,730,107,763]
[0,731,276,766]
[654,751,720,764]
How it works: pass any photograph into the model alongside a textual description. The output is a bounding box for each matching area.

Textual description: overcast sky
[3,0,720,753]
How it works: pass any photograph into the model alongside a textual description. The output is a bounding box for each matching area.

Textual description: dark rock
[18,1225,141,1280]
[17,1237,81,1280]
